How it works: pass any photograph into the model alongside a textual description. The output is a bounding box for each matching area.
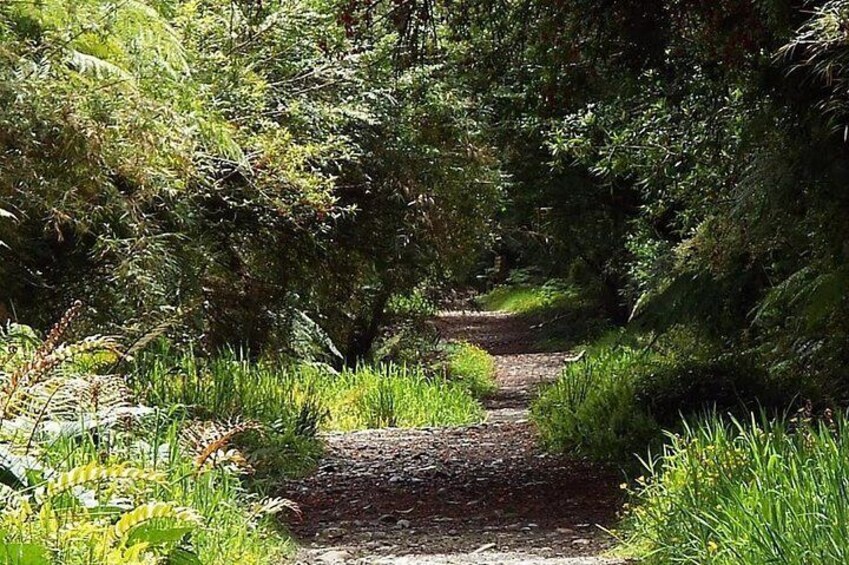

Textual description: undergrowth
[133,348,485,432]
[532,328,793,462]
[0,310,294,564]
[622,412,849,564]
[443,341,497,398]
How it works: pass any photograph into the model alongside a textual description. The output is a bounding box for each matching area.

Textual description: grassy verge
[443,341,497,398]
[621,413,849,564]
[531,328,792,462]
[477,279,578,315]
[133,348,485,432]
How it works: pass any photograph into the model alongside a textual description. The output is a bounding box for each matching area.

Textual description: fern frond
[38,301,83,359]
[48,336,121,366]
[754,265,849,329]
[12,373,132,422]
[46,462,165,499]
[2,335,121,419]
[68,50,134,81]
[181,420,260,471]
[111,502,200,542]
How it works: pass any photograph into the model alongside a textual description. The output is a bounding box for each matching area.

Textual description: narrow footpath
[287,310,624,564]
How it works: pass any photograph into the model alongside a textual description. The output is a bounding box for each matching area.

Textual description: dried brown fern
[180,419,261,472]
[2,336,121,420]
[37,300,83,359]
[3,301,84,402]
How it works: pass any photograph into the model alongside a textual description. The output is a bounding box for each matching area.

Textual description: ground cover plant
[0,313,294,565]
[133,349,485,432]
[621,412,849,564]
[478,279,578,316]
[443,341,497,399]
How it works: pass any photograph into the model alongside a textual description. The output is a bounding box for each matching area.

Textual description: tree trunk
[344,283,393,364]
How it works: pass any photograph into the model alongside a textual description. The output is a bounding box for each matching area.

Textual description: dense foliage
[8,0,849,383]
[0,0,500,358]
[442,0,849,399]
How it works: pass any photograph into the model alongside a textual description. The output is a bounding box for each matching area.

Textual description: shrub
[622,413,849,564]
[532,342,663,460]
[444,341,497,398]
[386,288,439,320]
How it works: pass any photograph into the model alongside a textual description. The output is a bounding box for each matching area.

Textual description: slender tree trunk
[344,283,393,364]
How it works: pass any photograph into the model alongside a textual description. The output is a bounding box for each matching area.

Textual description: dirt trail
[286,311,624,564]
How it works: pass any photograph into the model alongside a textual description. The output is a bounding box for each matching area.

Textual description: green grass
[477,280,578,314]
[622,413,849,564]
[133,347,485,432]
[477,278,610,352]
[444,341,497,398]
[531,328,791,462]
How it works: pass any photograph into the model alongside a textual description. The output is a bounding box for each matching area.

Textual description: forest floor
[286,310,625,564]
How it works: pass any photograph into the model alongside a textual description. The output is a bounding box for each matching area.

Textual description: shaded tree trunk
[344,283,393,364]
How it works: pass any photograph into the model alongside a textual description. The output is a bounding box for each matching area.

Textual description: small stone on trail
[322,527,346,539]
[317,549,351,564]
[472,542,497,554]
[572,538,591,546]
[395,519,412,529]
